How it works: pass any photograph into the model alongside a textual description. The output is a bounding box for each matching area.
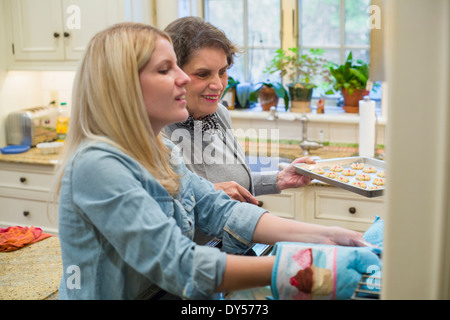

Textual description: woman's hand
[214,181,259,205]
[320,226,365,247]
[253,213,365,247]
[276,157,316,191]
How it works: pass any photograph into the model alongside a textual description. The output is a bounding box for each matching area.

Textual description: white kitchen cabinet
[0,162,58,235]
[302,186,385,232]
[256,189,301,220]
[3,0,151,70]
[258,184,386,232]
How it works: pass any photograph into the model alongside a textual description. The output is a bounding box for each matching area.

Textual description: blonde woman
[55,22,369,300]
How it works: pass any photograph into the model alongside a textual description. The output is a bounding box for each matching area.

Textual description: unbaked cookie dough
[311,167,325,174]
[341,169,356,176]
[336,176,349,183]
[350,163,364,170]
[356,174,371,181]
[363,166,377,173]
[373,178,384,186]
[352,181,367,188]
[377,171,386,178]
[324,172,338,179]
[330,165,344,172]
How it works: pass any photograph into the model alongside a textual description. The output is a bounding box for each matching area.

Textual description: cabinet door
[10,0,65,61]
[63,0,124,60]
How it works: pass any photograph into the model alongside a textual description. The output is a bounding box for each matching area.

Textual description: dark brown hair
[164,16,240,68]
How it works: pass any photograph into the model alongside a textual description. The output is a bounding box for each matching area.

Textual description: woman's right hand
[214,181,259,205]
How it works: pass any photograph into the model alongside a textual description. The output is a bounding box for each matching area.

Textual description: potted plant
[249,80,289,111]
[265,47,332,113]
[328,51,370,113]
[221,76,239,110]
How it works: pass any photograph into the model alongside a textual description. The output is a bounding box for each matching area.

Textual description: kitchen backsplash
[0,71,75,147]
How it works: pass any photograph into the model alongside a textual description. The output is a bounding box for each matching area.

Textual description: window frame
[298,0,371,65]
[199,0,383,116]
[203,0,282,83]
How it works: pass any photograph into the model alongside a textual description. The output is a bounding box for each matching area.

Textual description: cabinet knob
[23,211,30,217]
[64,32,70,38]
[53,32,60,38]
[20,177,27,183]
[348,207,357,214]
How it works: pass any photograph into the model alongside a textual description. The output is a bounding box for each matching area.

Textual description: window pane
[249,48,280,83]
[248,0,281,47]
[345,0,370,46]
[301,0,340,47]
[205,0,244,46]
[178,0,190,17]
[313,48,341,65]
[227,55,245,82]
[345,49,369,64]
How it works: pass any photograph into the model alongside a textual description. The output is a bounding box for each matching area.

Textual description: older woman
[164,17,314,206]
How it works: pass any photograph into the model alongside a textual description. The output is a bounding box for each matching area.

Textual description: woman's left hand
[276,157,316,191]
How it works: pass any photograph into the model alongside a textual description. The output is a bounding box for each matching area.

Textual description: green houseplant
[328,51,370,113]
[265,47,332,113]
[221,76,240,110]
[249,80,289,111]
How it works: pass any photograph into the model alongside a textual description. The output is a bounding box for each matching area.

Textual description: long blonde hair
[54,23,181,197]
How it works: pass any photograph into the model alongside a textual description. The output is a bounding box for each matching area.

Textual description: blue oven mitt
[362,215,384,254]
[270,242,382,300]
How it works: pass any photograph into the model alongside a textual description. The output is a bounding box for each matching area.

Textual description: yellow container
[56,102,70,142]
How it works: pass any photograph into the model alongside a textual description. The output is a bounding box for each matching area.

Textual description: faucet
[266,107,323,156]
[299,114,323,156]
[267,106,278,121]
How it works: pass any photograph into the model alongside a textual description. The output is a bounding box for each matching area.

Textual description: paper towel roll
[359,97,376,157]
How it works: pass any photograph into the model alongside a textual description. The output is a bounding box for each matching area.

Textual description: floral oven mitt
[270,242,382,300]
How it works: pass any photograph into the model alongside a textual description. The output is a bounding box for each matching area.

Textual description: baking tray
[295,157,386,198]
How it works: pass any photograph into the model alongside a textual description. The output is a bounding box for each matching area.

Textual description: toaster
[5,106,58,146]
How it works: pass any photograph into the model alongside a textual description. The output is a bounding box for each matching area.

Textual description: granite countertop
[0,144,358,167]
[0,147,61,166]
[0,237,61,300]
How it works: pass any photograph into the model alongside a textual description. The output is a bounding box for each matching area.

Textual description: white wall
[382,0,450,300]
[155,0,178,29]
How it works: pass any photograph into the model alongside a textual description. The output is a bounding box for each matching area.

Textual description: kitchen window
[204,0,281,83]
[184,0,382,113]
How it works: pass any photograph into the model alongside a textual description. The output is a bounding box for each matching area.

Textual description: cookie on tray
[356,174,371,181]
[330,165,344,172]
[311,167,325,174]
[341,169,356,176]
[352,181,367,189]
[336,175,350,183]
[377,171,386,178]
[350,162,364,170]
[363,166,377,173]
[373,178,384,186]
[324,172,338,179]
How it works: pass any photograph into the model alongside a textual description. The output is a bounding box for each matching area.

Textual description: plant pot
[259,85,279,111]
[288,84,313,113]
[341,88,369,113]
[221,87,236,110]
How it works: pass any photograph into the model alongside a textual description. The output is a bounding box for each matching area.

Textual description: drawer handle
[20,177,27,183]
[53,32,60,38]
[23,211,30,217]
[348,207,357,214]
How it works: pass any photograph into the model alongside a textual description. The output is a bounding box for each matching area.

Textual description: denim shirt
[58,140,266,300]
